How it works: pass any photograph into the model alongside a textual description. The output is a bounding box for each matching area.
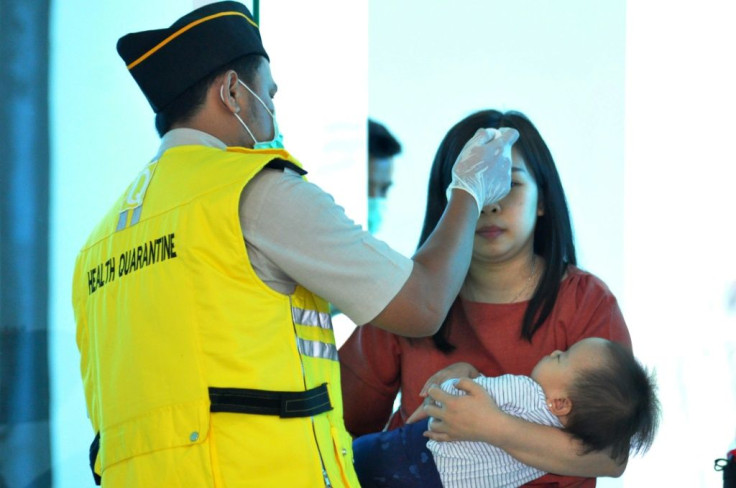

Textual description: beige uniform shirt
[156,129,413,325]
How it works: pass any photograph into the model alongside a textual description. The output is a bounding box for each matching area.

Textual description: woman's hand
[406,363,482,424]
[417,378,507,442]
[419,362,480,397]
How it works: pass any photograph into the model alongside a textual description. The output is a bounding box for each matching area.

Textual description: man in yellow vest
[72,2,518,486]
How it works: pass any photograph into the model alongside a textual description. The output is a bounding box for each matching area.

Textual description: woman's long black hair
[417,110,576,351]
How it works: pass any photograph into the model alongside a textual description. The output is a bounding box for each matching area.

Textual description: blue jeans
[352,418,443,488]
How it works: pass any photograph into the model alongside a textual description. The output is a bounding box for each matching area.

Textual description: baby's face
[530,337,610,394]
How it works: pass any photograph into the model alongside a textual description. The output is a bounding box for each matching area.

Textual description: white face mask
[368,197,388,234]
[221,80,284,149]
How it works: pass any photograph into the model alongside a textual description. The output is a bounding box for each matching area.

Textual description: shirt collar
[155,128,227,159]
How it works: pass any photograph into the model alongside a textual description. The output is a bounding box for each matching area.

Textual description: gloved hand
[446,127,520,213]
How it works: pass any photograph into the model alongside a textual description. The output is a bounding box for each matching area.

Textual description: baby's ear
[548,397,572,416]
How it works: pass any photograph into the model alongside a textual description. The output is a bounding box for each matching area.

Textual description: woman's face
[471,146,542,263]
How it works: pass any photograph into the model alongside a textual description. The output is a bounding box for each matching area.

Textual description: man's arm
[372,128,519,336]
[370,189,479,336]
[240,129,518,337]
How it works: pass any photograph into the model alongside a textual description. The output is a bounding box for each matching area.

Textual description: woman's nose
[481,202,502,214]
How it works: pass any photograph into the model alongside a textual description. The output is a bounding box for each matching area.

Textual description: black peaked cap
[116,1,268,113]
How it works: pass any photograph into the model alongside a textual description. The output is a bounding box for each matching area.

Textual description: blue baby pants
[352,418,443,488]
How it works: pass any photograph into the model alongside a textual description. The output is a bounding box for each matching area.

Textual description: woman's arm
[338,324,402,436]
[340,362,397,436]
[420,378,626,478]
[478,411,626,477]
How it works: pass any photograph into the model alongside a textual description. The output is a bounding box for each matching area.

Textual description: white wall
[49,1,366,486]
[623,1,736,486]
[369,0,627,302]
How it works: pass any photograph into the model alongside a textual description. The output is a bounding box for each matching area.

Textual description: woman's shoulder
[557,266,630,347]
[558,265,619,307]
[562,265,615,294]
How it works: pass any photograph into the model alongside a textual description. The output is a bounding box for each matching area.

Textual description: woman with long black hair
[340,110,632,487]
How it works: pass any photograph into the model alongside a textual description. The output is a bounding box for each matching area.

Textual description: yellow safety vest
[73,145,360,487]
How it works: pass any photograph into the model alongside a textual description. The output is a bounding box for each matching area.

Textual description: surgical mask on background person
[223,79,284,149]
[368,197,387,234]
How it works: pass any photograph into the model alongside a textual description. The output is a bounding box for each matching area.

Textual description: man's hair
[565,341,660,464]
[368,119,402,158]
[154,54,263,137]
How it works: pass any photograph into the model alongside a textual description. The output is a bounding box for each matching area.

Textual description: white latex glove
[446,127,520,212]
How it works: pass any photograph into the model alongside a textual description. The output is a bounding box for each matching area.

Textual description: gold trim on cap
[127,11,258,70]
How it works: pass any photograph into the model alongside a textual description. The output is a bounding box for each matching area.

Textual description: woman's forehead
[511,147,529,172]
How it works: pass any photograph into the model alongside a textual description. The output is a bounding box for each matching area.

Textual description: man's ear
[218,70,241,114]
[548,396,572,416]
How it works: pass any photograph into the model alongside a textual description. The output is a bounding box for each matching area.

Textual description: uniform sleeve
[566,272,632,349]
[338,324,402,436]
[241,169,413,325]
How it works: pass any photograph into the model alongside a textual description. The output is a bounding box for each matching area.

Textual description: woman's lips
[476,226,504,239]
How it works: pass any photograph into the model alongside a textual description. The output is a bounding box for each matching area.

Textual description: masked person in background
[71,3,518,487]
[368,119,402,235]
[331,119,402,329]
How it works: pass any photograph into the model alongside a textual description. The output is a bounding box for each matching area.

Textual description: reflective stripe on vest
[292,306,337,361]
[116,159,159,232]
[297,338,338,362]
[292,307,332,330]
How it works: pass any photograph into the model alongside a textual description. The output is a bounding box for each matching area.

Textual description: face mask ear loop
[238,80,274,117]
[221,83,259,146]
[234,112,259,146]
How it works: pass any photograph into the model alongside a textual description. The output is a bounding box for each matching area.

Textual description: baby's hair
[564,341,660,464]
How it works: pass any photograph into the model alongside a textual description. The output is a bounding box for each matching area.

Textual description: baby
[352,337,660,488]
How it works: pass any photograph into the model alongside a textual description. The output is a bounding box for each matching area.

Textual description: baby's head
[531,337,660,463]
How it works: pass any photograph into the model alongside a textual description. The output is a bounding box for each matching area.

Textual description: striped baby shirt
[427,374,563,488]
